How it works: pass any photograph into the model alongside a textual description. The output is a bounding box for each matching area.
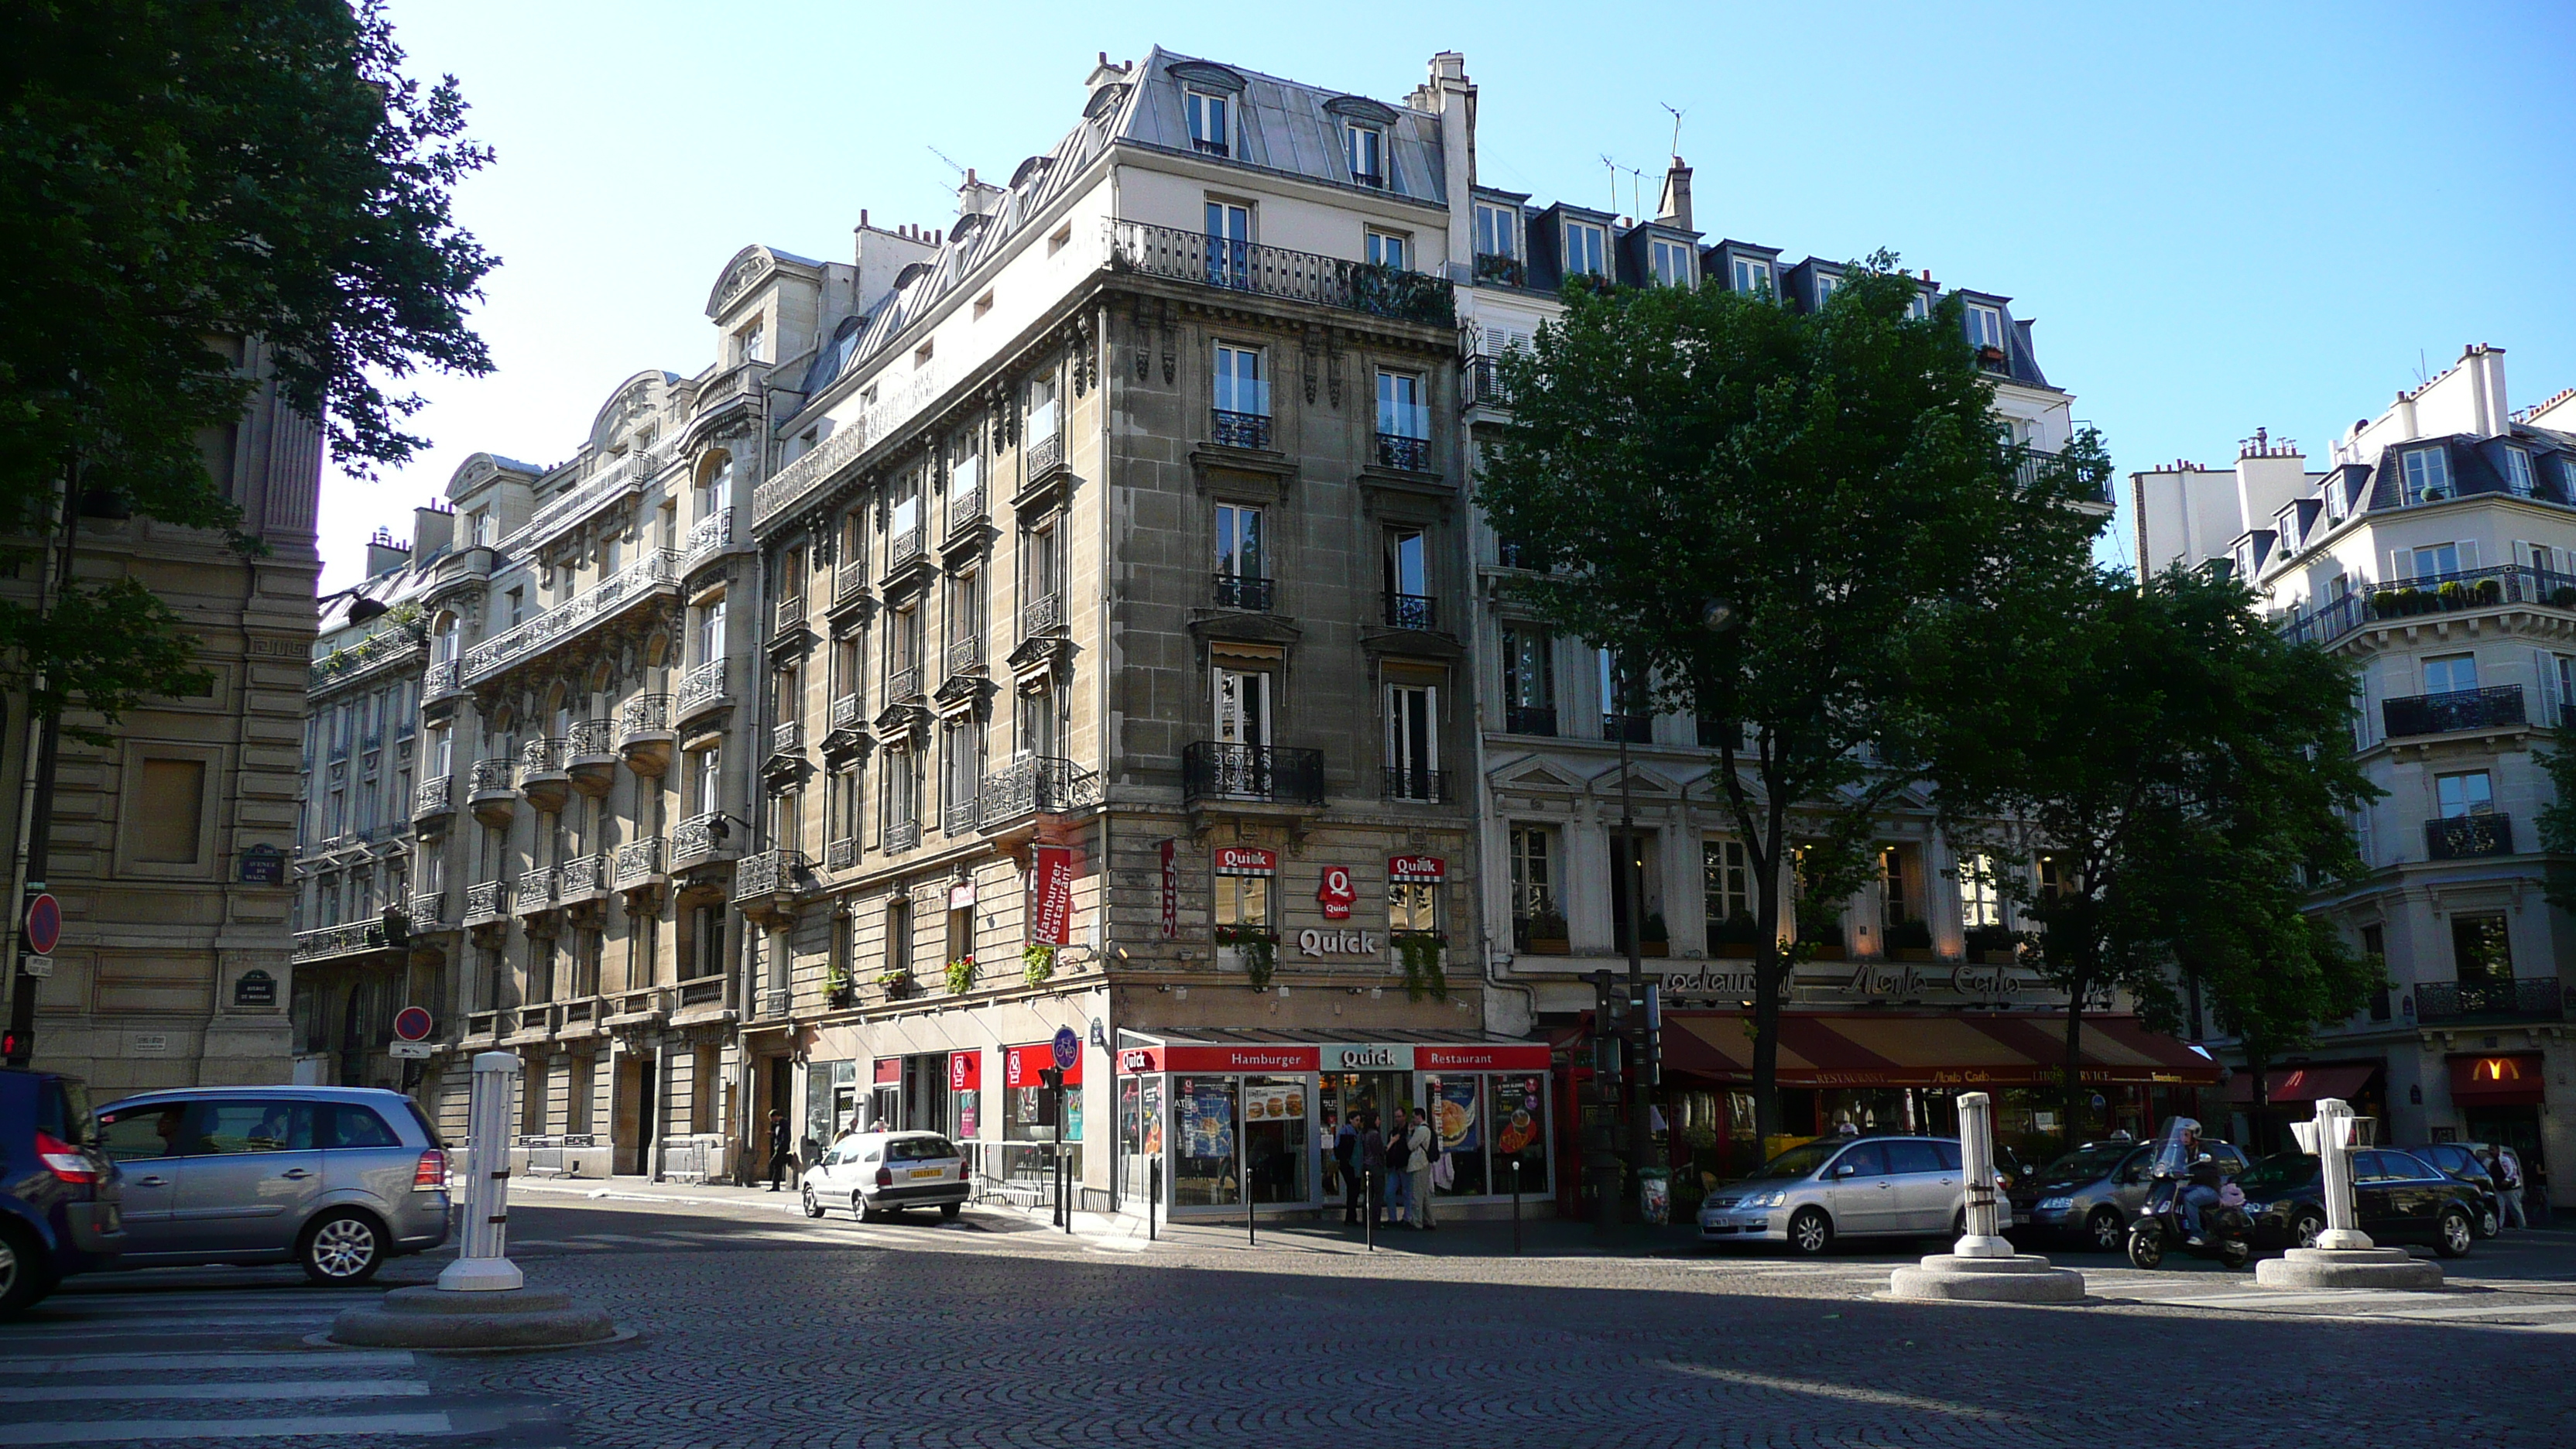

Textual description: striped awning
[1649,1011,2218,1088]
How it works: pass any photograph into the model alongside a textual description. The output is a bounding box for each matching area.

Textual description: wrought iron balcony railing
[829,694,863,732]
[677,659,727,711]
[567,718,614,758]
[414,776,454,816]
[516,864,558,908]
[944,798,980,835]
[833,554,870,603]
[424,659,458,698]
[1375,433,1432,472]
[464,880,509,923]
[557,852,606,898]
[884,818,922,854]
[1382,766,1451,803]
[734,849,808,899]
[2426,813,2514,860]
[1026,430,1064,478]
[618,693,671,738]
[976,755,1106,826]
[2413,977,2563,1023]
[685,512,731,563]
[1505,704,1558,737]
[2007,444,2115,505]
[1214,574,1273,611]
[1021,592,1064,636]
[947,485,983,535]
[946,637,983,674]
[460,550,680,683]
[408,889,446,927]
[1601,713,1653,744]
[293,921,403,961]
[1382,592,1436,630]
[887,664,921,701]
[2280,564,2576,649]
[2382,684,2526,739]
[1464,353,1516,407]
[826,837,858,871]
[1182,741,1327,805]
[772,720,802,755]
[520,737,569,776]
[1108,220,1455,327]
[1211,409,1273,450]
[469,758,516,795]
[886,526,926,575]
[670,813,731,866]
[773,595,807,639]
[614,837,665,887]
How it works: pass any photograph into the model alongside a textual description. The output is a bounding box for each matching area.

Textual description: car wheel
[851,1191,874,1223]
[300,1210,385,1285]
[1786,1208,1831,1257]
[0,1221,53,1321]
[2435,1208,2475,1259]
[800,1187,824,1220]
[2290,1211,2326,1251]
[939,1202,962,1222]
[2087,1208,2126,1254]
[2475,1204,2499,1239]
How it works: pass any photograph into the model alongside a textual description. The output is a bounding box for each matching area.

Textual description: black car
[2235,1149,2481,1259]
[2,1067,123,1317]
[2402,1142,2502,1238]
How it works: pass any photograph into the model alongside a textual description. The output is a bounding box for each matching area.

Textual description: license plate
[909,1166,944,1179]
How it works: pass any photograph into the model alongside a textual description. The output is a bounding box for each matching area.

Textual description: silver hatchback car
[1699,1135,2011,1255]
[93,1087,450,1284]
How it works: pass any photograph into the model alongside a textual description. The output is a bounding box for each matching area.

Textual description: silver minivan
[1698,1135,2010,1255]
[93,1087,451,1283]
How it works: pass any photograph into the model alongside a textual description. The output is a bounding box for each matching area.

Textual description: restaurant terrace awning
[2224,1062,2380,1106]
[1638,1011,2220,1088]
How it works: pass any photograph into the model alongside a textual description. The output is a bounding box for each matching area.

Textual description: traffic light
[2,1026,28,1065]
[1591,971,1624,1088]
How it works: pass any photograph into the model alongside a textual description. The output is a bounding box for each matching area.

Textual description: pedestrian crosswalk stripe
[0,1412,453,1445]
[7,1381,430,1404]
[2355,1300,2576,1321]
[2143,1288,2451,1310]
[44,1294,374,1316]
[0,1350,416,1375]
[0,1315,335,1338]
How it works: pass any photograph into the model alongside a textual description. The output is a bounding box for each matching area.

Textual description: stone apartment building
[6,342,320,1091]
[2135,344,2576,1203]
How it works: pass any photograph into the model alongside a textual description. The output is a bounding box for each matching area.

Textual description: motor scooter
[2125,1118,2252,1270]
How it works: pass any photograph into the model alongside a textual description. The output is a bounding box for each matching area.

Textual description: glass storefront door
[1243,1077,1309,1205]
[1173,1076,1238,1207]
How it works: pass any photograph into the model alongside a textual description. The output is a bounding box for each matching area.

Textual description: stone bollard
[1886,1091,2087,1304]
[330,1051,624,1350]
[2254,1097,2441,1291]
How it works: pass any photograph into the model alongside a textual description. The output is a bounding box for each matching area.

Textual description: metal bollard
[437,1051,526,1292]
[1149,1156,1160,1242]
[1365,1170,1375,1253]
[1512,1159,1522,1256]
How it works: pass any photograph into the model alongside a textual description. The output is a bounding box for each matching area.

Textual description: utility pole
[1615,701,1653,1232]
[4,459,81,1067]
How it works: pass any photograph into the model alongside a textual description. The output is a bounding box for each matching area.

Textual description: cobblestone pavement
[24,1199,2576,1448]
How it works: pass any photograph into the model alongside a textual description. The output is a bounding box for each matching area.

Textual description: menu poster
[1436,1077,1480,1152]
[1179,1083,1235,1160]
[1243,1084,1303,1123]
[1142,1077,1164,1158]
[1494,1076,1543,1156]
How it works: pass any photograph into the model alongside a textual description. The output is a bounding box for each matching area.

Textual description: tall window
[831,765,862,846]
[1213,343,1267,423]
[1959,854,2002,929]
[1214,667,1269,748]
[1376,370,1426,439]
[735,319,764,365]
[1510,825,1558,943]
[698,456,730,521]
[1215,502,1263,610]
[1386,683,1437,800]
[1017,679,1064,760]
[1502,625,1553,734]
[2451,913,2513,984]
[1345,124,1384,186]
[1384,528,1428,616]
[697,598,724,666]
[947,567,983,670]
[2411,542,2461,579]
[1704,839,1752,935]
[1598,648,1647,733]
[1966,304,2007,352]
[692,746,721,817]
[1028,372,1059,444]
[1730,255,1772,296]
[1475,203,1516,259]
[884,749,920,841]
[2401,446,2451,505]
[2423,653,2477,696]
[2436,769,2494,817]
[1204,200,1250,286]
[1214,871,1270,930]
[2503,446,2537,498]
[1562,221,1605,277]
[949,424,981,506]
[1185,89,1229,156]
[1367,230,1410,270]
[942,720,981,831]
[889,473,921,544]
[886,896,912,976]
[1879,847,1910,927]
[1026,519,1063,615]
[1649,237,1693,287]
[888,602,921,687]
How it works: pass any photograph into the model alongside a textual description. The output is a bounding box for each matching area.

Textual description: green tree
[1927,565,2380,1146]
[2532,729,2576,915]
[1476,253,2108,1146]
[0,0,495,718]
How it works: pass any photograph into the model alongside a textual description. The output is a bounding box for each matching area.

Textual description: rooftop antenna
[1661,102,1686,159]
[1598,152,1619,214]
[927,144,968,179]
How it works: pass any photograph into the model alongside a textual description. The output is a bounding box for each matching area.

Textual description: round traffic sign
[393,1005,434,1042]
[1052,1026,1079,1070]
[24,893,60,956]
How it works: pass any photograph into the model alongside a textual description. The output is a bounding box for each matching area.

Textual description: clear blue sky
[323,0,2576,587]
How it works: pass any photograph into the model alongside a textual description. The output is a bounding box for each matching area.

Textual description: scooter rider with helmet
[2180,1126,2225,1244]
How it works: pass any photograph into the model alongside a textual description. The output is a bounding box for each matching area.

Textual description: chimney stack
[1657,156,1693,231]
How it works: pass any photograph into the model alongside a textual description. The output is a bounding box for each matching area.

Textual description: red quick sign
[1115,1044,1321,1074]
[1388,855,1445,883]
[949,1050,981,1091]
[1315,865,1356,920]
[1213,846,1276,876]
[1005,1043,1082,1088]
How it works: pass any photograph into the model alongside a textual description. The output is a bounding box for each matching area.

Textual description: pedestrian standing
[1329,1112,1360,1222]
[2492,1143,2529,1229]
[1406,1107,1438,1231]
[1383,1110,1415,1226]
[765,1108,793,1192]
[1359,1112,1389,1228]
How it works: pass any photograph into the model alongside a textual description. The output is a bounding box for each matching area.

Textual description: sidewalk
[509,1173,1710,1257]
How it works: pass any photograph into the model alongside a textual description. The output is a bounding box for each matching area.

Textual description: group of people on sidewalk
[1324,1108,1442,1231]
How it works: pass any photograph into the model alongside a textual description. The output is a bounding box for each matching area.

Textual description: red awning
[2450,1053,2544,1105]
[1652,1011,2219,1088]
[2225,1063,2379,1106]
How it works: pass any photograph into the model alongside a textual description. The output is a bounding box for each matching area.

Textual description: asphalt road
[12,1197,2575,1447]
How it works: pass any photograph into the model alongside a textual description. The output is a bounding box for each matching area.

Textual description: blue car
[2,1066,123,1317]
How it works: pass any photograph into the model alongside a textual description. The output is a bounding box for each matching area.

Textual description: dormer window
[1562,221,1606,278]
[1730,255,1773,296]
[735,319,764,365]
[1345,124,1385,187]
[2558,456,2576,500]
[1906,289,1932,320]
[2401,446,2451,505]
[1966,304,2007,354]
[1813,272,1841,307]
[1186,89,1230,157]
[2324,477,2348,522]
[1475,203,1517,260]
[2503,445,2537,498]
[1649,238,1694,288]
[1366,230,1410,271]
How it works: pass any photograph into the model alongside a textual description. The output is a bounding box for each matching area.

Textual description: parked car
[92,1087,450,1284]
[1697,1135,2012,1255]
[2012,1136,2251,1253]
[2235,1149,2481,1259]
[1,1067,123,1317]
[2400,1142,2502,1238]
[800,1130,969,1222]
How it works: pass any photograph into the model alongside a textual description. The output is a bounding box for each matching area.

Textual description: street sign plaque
[389,1039,434,1060]
[18,954,52,980]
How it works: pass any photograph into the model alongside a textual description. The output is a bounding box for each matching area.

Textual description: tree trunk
[2060,978,2090,1151]
[2243,1044,2271,1156]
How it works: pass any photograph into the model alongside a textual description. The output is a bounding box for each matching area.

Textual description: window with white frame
[1813,272,1840,306]
[735,319,764,365]
[2401,446,2451,504]
[1704,838,1752,932]
[1966,304,2007,352]
[1214,502,1262,582]
[1562,221,1606,277]
[1906,288,1931,320]
[1185,89,1229,156]
[1390,877,1437,933]
[1345,124,1385,186]
[2422,653,2478,696]
[1214,342,1267,435]
[2504,446,2537,497]
[2559,456,2576,499]
[1959,854,2003,929]
[1730,255,1773,296]
[1386,682,1437,800]
[1475,202,1517,259]
[1366,230,1410,271]
[1510,825,1559,936]
[2411,541,2461,580]
[1028,371,1058,444]
[1649,237,1693,287]
[1204,200,1251,286]
[1376,369,1426,440]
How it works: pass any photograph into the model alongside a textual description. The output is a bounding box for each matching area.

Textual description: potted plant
[2438,580,2468,609]
[2476,577,2503,605]
[825,957,856,1010]
[1800,922,1848,961]
[944,956,976,995]
[1519,910,1571,955]
[1963,923,2021,965]
[879,965,916,1000]
[1213,923,1279,991]
[1886,917,1936,961]
[1708,912,1759,957]
[1392,930,1447,1001]
[2550,585,2576,610]
[1022,943,1056,985]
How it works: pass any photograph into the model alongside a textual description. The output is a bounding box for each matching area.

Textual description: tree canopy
[0,0,494,716]
[1476,254,2108,1144]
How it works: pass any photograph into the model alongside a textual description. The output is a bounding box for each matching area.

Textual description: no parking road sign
[24,893,60,956]
[393,1005,434,1041]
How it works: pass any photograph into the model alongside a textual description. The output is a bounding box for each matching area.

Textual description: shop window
[1118,1073,1164,1204]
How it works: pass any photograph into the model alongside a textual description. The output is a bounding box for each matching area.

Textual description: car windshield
[1745,1141,1841,1180]
[886,1136,957,1163]
[2235,1153,2317,1196]
[2041,1144,2133,1182]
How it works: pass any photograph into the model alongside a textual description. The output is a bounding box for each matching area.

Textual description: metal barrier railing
[517,1132,602,1178]
[659,1132,731,1185]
